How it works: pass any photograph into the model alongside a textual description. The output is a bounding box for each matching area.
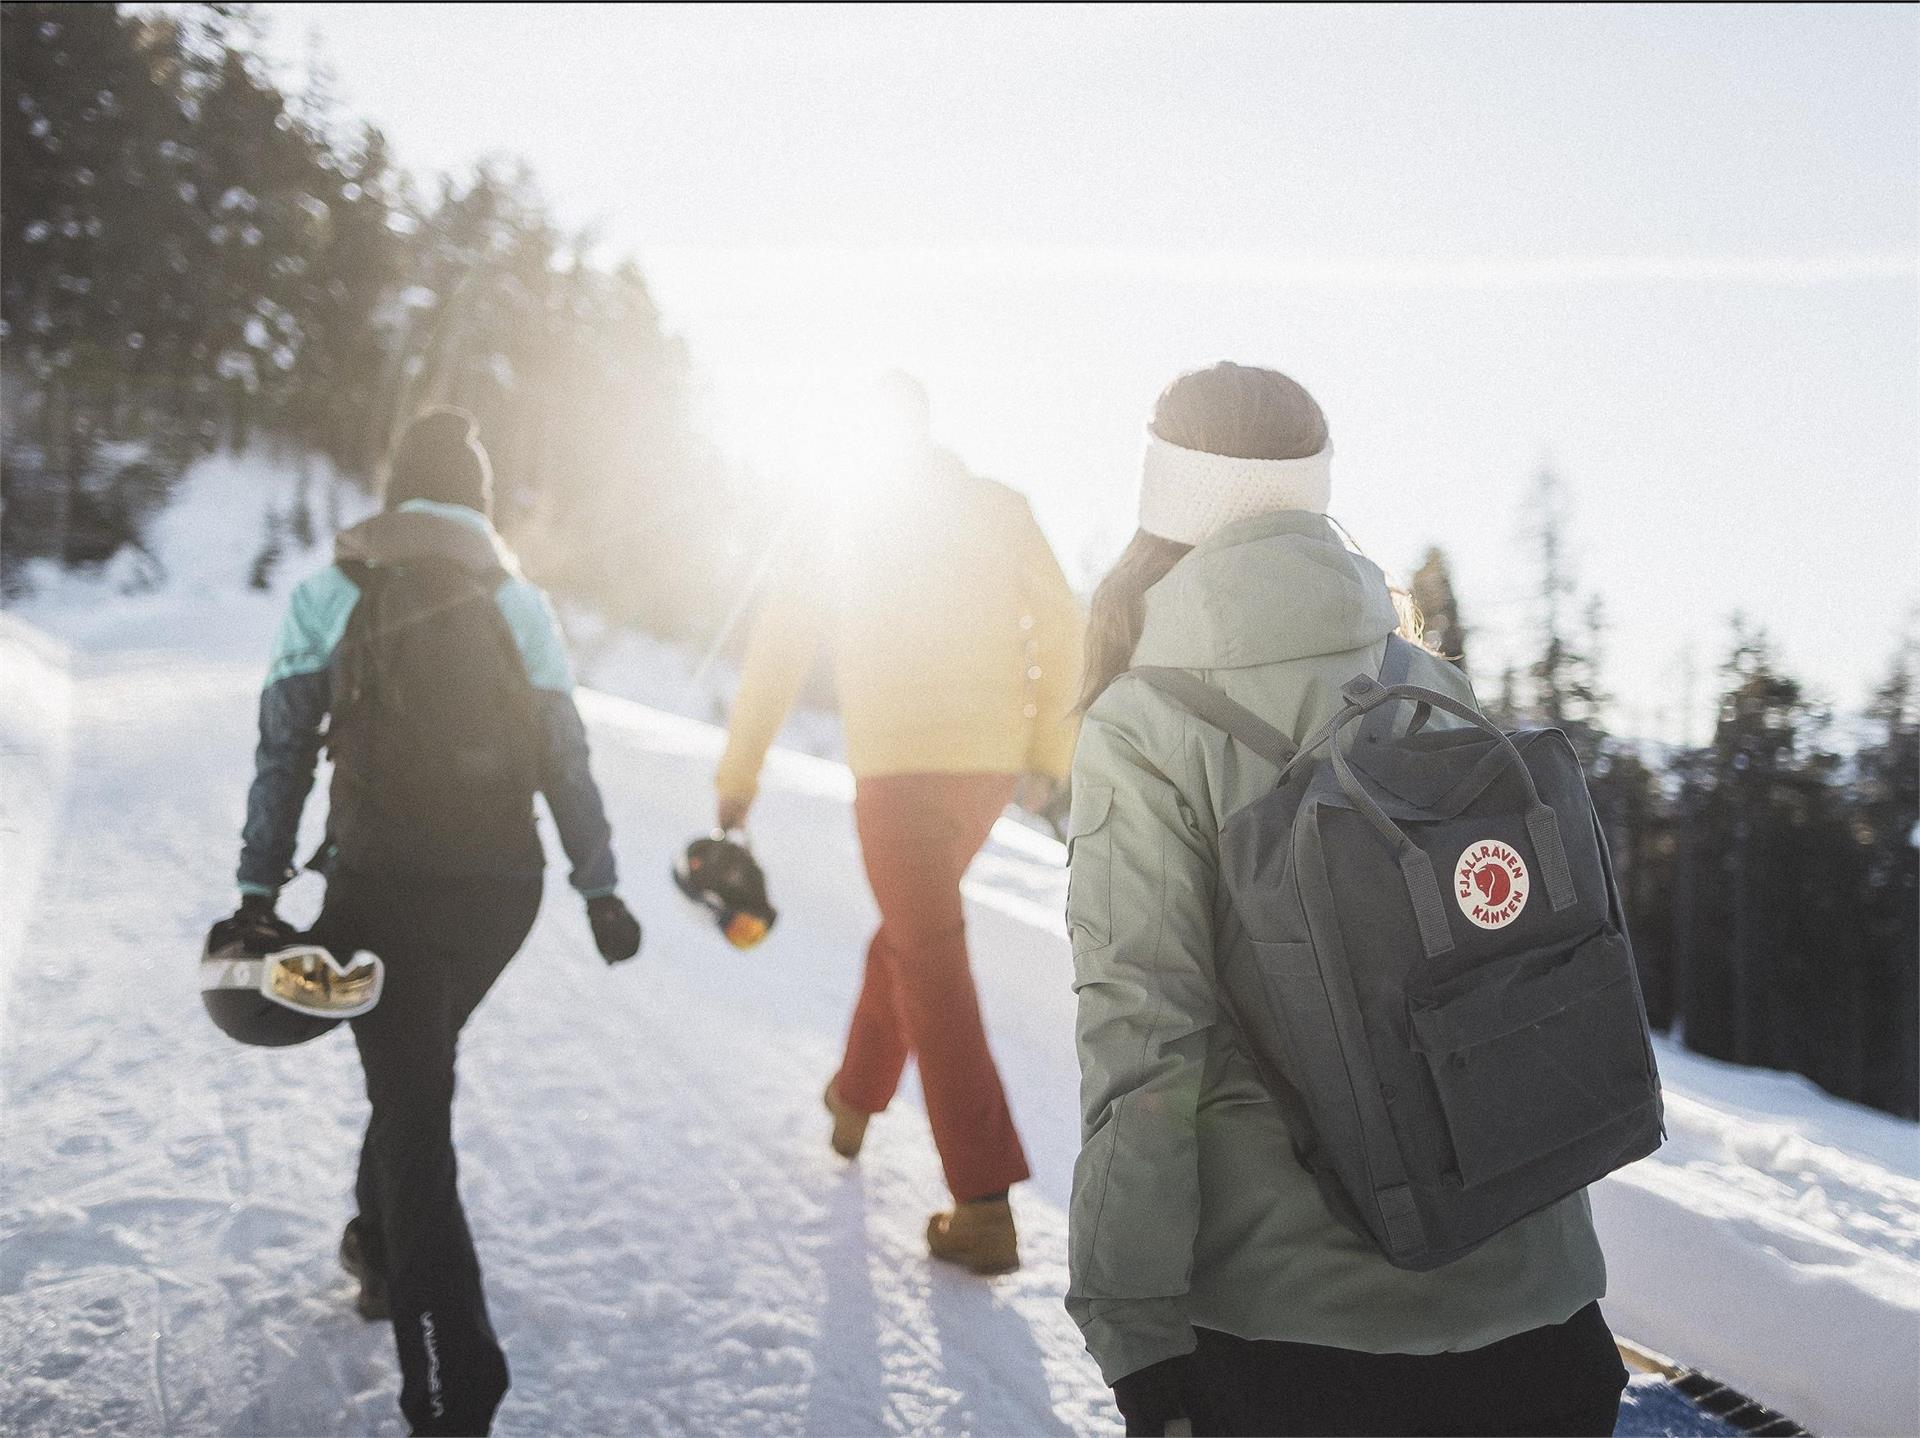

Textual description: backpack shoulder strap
[1357,634,1437,746]
[334,557,379,600]
[1131,667,1298,770]
[420,560,539,701]
[1380,631,1419,686]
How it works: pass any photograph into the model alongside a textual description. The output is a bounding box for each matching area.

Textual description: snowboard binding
[673,832,778,949]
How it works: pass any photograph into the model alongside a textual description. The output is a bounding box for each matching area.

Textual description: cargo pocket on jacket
[1066,783,1114,950]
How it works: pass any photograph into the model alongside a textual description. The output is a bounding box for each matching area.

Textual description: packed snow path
[3,567,1917,1435]
[0,612,1108,1436]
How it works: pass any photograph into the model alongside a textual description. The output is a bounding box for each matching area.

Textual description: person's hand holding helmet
[208,892,298,956]
[716,795,751,834]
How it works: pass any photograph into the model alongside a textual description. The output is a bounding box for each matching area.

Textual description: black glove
[586,894,642,964]
[208,892,298,956]
[1112,1355,1189,1438]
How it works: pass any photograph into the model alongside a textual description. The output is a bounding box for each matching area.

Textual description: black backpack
[1136,637,1664,1269]
[324,553,542,879]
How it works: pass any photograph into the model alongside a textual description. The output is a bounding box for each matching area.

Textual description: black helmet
[673,833,778,949]
[200,922,384,1047]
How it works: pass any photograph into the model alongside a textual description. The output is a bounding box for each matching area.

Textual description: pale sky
[255,2,1919,740]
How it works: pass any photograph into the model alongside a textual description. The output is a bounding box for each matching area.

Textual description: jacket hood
[1131,510,1400,670]
[335,501,518,575]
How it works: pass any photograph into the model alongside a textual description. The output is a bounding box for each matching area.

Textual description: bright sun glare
[706,363,931,519]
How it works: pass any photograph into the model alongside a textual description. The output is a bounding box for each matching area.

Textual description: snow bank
[7,446,368,659]
[0,615,72,1000]
[1594,1040,1920,1436]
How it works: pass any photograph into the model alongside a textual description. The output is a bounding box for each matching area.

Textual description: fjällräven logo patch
[1455,839,1530,929]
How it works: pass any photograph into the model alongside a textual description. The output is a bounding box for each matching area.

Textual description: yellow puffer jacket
[715,457,1085,803]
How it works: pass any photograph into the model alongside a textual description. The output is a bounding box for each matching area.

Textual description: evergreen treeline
[1425,475,1918,1118]
[1,2,741,637]
[5,8,1911,1118]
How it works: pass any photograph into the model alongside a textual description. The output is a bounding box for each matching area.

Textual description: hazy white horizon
[253,2,1919,740]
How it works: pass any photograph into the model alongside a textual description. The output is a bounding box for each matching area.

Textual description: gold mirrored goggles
[200,944,385,1018]
[722,912,771,950]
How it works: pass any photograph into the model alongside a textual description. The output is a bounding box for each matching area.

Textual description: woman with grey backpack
[1065,363,1658,1436]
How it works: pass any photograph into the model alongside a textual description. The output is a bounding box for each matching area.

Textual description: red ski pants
[834,772,1031,1202]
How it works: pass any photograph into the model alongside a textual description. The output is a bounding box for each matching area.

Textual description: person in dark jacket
[219,408,642,1436]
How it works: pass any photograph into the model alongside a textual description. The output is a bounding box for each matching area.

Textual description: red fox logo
[1454,840,1529,929]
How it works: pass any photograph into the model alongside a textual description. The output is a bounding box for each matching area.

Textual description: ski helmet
[200,930,385,1047]
[673,833,778,949]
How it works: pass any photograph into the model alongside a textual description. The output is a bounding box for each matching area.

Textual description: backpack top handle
[1356,634,1427,745]
[1317,677,1579,957]
[1130,638,1575,959]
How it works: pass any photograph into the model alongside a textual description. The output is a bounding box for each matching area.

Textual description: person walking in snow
[713,372,1083,1275]
[1065,363,1629,1436]
[217,408,642,1436]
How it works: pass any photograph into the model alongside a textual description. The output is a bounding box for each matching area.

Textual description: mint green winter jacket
[1065,511,1606,1385]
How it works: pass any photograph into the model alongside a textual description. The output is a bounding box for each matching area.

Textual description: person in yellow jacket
[715,373,1083,1274]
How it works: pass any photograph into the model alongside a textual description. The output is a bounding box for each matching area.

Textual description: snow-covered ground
[2,455,1916,1436]
[1594,1044,1920,1435]
[0,614,69,1007]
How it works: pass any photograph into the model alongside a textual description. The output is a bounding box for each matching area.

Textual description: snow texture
[0,614,69,998]
[2,454,1916,1437]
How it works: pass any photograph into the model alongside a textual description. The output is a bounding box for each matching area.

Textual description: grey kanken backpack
[1136,638,1664,1270]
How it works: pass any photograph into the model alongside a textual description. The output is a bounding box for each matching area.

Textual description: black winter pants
[1180,1302,1628,1437]
[310,869,542,1437]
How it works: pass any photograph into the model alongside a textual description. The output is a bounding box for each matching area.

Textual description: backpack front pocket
[1408,929,1655,1189]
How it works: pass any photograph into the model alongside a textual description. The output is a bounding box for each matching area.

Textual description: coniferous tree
[1676,622,1856,1077]
[1410,545,1468,671]
[3,3,734,631]
[1524,466,1575,721]
[1854,634,1919,1115]
[3,4,201,574]
[1511,484,1673,1027]
[1567,592,1675,1027]
[1521,466,1607,763]
[1484,663,1521,730]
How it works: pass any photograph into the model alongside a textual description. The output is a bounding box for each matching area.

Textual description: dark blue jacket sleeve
[238,672,331,893]
[534,690,618,897]
[495,579,618,897]
[237,569,358,895]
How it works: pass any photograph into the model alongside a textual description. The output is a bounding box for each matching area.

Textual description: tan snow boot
[824,1079,869,1160]
[927,1197,1019,1276]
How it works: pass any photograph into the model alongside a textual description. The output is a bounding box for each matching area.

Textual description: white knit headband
[1138,431,1333,546]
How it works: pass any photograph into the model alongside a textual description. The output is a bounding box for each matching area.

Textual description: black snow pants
[1178,1301,1629,1437]
[309,867,542,1437]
